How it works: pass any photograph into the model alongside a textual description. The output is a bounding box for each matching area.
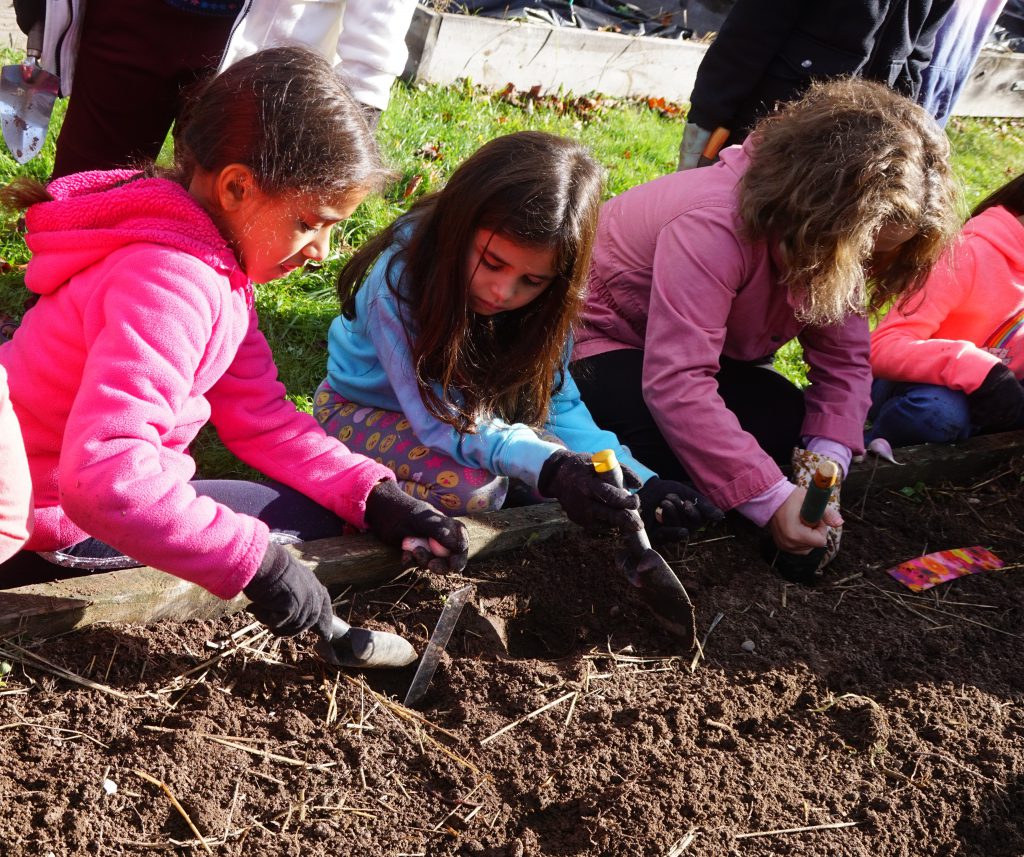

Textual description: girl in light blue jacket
[316,132,718,543]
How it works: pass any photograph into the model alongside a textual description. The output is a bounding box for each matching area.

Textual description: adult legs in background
[866,379,972,447]
[52,0,235,178]
[571,349,805,482]
[314,381,509,514]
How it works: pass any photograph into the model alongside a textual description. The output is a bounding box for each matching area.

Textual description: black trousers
[52,0,235,178]
[571,349,806,483]
[0,479,346,585]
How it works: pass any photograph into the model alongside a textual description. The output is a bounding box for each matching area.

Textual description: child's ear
[214,164,257,211]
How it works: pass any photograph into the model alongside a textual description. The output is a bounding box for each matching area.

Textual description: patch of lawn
[0,77,1021,475]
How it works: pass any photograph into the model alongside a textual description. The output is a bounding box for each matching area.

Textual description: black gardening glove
[244,541,334,638]
[967,363,1024,432]
[365,479,469,572]
[538,449,642,531]
[14,1,44,36]
[637,477,724,543]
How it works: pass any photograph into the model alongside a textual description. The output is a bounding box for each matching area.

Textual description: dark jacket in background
[687,0,955,142]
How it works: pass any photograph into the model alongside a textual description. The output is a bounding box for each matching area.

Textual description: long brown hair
[0,46,389,210]
[739,77,961,325]
[338,131,603,433]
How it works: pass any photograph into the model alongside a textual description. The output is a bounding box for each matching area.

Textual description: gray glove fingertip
[654,526,690,544]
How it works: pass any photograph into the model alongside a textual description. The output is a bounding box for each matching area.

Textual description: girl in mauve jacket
[573,79,959,577]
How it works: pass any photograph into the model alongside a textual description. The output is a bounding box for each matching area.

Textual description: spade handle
[592,449,650,554]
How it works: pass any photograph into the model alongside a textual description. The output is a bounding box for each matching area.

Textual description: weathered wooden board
[0,504,572,638]
[3,429,1023,639]
[843,429,1024,498]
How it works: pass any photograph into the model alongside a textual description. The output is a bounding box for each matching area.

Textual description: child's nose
[491,276,515,303]
[304,229,331,261]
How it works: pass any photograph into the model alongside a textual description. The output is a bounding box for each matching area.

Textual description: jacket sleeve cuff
[800,413,867,456]
[736,477,795,528]
[803,438,852,477]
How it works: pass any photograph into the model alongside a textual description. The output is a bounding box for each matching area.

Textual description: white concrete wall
[0,8,20,51]
[405,6,1024,119]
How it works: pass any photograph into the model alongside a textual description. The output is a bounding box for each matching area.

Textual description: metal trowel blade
[0,63,58,165]
[620,548,697,648]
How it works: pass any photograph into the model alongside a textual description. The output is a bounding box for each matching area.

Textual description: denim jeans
[866,380,974,447]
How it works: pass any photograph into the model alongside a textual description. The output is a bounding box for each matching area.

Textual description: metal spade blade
[0,23,59,165]
[403,584,474,708]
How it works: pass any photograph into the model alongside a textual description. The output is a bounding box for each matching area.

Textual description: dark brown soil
[2,464,1024,856]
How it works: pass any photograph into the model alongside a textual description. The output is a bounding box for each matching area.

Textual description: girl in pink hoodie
[0,47,467,665]
[869,171,1024,446]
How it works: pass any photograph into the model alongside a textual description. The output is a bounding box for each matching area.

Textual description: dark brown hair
[337,131,604,432]
[971,171,1024,218]
[739,77,961,325]
[0,46,389,210]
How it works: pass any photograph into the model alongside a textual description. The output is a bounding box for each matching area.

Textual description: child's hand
[365,479,469,572]
[244,542,335,638]
[538,450,642,531]
[769,487,842,554]
[637,476,723,543]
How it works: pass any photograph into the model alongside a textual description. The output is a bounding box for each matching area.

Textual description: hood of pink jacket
[969,205,1024,266]
[24,170,240,295]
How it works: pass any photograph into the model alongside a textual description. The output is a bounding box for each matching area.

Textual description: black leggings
[571,349,805,483]
[1,479,346,582]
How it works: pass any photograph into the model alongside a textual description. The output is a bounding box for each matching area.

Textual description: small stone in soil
[741,640,756,653]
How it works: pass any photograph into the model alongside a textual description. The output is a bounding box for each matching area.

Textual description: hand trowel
[592,449,697,648]
[0,22,59,164]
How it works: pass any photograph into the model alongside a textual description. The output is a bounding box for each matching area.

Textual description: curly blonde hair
[739,77,961,326]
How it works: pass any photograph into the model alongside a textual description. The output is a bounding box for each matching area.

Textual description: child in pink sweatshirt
[869,171,1024,446]
[0,47,467,664]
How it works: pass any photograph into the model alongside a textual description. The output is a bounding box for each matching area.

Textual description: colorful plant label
[886,546,1005,592]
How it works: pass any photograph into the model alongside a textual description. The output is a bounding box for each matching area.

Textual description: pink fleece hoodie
[0,364,32,562]
[0,171,394,598]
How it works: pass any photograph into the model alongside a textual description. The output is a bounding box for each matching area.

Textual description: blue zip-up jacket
[324,238,655,489]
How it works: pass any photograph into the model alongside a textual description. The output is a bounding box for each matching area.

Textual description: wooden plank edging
[0,505,571,638]
[2,429,1022,638]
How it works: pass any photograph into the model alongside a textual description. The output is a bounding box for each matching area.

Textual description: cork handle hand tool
[592,450,697,648]
[770,459,839,585]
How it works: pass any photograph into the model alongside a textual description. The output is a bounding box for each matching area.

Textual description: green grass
[0,77,1022,474]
